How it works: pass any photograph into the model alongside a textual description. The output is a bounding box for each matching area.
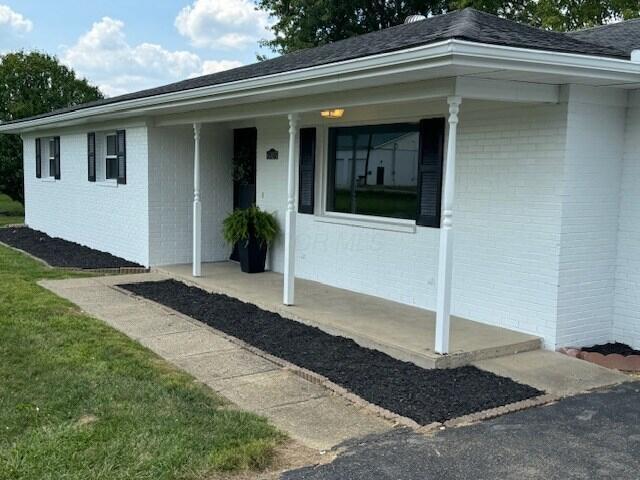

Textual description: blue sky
[0,0,274,96]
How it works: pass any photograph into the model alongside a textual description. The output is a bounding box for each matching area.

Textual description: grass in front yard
[0,245,283,480]
[0,193,24,226]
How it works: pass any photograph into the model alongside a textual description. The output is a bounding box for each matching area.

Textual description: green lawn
[333,188,417,219]
[0,244,283,480]
[0,193,24,226]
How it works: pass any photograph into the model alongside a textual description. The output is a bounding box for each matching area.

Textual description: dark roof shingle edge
[2,8,631,127]
[566,17,640,56]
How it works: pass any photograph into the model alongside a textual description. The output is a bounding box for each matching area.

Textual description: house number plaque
[266,148,279,160]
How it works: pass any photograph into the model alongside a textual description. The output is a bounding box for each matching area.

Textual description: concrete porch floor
[158,262,541,368]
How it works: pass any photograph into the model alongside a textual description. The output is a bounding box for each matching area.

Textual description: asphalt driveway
[282,382,640,480]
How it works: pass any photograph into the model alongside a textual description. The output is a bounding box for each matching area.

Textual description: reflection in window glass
[106,134,118,180]
[48,138,56,177]
[327,123,419,220]
[106,134,117,156]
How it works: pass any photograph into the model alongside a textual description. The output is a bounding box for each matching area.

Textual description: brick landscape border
[558,347,640,372]
[0,240,149,275]
[111,283,559,433]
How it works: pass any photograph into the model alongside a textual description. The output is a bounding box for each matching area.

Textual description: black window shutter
[116,129,126,184]
[87,133,96,182]
[35,138,41,178]
[298,127,316,214]
[53,136,61,180]
[416,117,445,227]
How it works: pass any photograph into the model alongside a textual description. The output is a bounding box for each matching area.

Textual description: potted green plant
[222,205,279,273]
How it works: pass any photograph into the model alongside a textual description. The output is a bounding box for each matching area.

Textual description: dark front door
[230,127,257,261]
[376,166,385,185]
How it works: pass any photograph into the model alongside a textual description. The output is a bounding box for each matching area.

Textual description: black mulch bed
[0,227,142,269]
[121,279,543,425]
[582,342,640,357]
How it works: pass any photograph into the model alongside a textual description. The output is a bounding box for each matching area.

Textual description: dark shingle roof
[567,18,640,56]
[2,8,630,126]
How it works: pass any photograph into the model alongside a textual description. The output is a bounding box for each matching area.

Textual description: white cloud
[200,59,243,75]
[0,4,33,34]
[175,0,272,49]
[62,17,243,97]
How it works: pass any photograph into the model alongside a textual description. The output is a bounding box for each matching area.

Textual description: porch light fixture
[320,108,345,119]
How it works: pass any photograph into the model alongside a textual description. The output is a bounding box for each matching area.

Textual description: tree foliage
[0,52,103,203]
[257,0,448,54]
[257,0,640,54]
[456,0,640,31]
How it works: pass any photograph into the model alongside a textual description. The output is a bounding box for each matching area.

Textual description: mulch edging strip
[120,279,543,426]
[0,227,145,271]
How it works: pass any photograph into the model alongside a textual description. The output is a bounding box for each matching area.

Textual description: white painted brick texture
[556,90,626,348]
[259,105,567,346]
[147,124,233,266]
[613,99,640,350]
[20,88,640,351]
[22,126,150,266]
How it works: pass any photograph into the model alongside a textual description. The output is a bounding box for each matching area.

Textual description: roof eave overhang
[2,39,639,134]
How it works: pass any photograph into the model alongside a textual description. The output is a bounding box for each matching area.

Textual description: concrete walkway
[159,262,541,368]
[39,273,394,451]
[39,272,630,453]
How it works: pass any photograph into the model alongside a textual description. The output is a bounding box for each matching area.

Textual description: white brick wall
[147,123,234,266]
[453,104,566,346]
[613,92,640,350]
[22,125,150,266]
[20,85,640,350]
[555,86,626,348]
[258,103,567,347]
[255,116,289,272]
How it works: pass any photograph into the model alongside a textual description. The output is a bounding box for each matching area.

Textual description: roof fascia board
[156,76,563,127]
[451,40,640,82]
[154,78,456,126]
[0,41,454,133]
[4,38,640,133]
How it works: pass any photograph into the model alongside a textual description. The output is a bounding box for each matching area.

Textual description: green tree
[456,0,640,30]
[257,0,448,54]
[0,52,103,204]
[257,0,640,54]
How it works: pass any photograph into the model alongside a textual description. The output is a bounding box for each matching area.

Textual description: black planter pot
[238,233,267,273]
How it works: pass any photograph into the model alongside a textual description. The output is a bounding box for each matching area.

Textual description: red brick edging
[111,284,559,432]
[558,347,640,372]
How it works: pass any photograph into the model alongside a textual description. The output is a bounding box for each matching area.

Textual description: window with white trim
[48,138,56,178]
[35,136,60,180]
[105,133,118,180]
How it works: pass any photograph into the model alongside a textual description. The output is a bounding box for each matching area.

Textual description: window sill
[40,177,57,183]
[314,212,417,233]
[95,179,118,188]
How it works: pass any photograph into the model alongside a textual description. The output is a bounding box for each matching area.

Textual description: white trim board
[3,39,640,133]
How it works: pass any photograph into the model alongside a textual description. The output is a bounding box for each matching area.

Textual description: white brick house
[3,9,640,353]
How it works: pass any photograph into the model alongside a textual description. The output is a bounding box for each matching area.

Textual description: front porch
[158,262,541,368]
[148,76,564,356]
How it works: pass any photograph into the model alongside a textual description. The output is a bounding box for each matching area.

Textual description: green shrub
[222,206,279,248]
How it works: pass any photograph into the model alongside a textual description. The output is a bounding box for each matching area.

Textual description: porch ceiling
[158,262,541,369]
[153,76,560,127]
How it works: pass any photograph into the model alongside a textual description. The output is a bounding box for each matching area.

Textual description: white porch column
[283,113,300,305]
[192,122,202,277]
[435,96,462,354]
